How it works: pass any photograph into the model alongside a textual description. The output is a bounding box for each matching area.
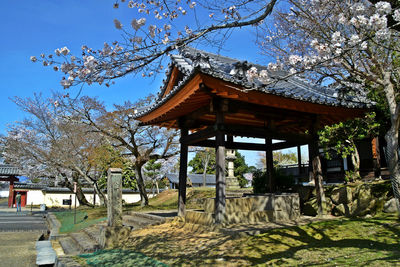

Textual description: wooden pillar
[8,179,14,208]
[178,128,188,217]
[265,138,274,192]
[297,145,302,175]
[215,108,226,224]
[372,137,381,178]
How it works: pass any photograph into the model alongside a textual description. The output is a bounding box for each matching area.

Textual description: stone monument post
[107,168,123,227]
[226,149,240,189]
[100,168,130,248]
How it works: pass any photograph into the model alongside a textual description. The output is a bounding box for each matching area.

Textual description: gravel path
[0,232,40,267]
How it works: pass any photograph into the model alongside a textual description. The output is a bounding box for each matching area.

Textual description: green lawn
[102,213,399,266]
[241,214,400,266]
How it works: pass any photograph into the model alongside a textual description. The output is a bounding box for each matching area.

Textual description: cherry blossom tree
[1,94,110,206]
[30,0,277,89]
[58,95,179,206]
[258,0,400,213]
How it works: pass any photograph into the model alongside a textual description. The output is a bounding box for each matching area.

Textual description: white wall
[42,192,157,207]
[0,190,9,198]
[26,190,44,205]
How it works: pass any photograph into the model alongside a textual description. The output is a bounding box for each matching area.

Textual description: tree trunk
[65,180,93,207]
[134,164,149,206]
[385,127,400,216]
[203,156,210,187]
[93,181,107,207]
[350,142,360,178]
[312,155,326,216]
[155,179,159,194]
[383,72,400,216]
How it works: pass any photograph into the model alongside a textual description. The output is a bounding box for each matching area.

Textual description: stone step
[58,236,80,256]
[126,211,167,223]
[123,212,166,229]
[70,231,101,254]
[83,225,103,245]
[226,192,244,198]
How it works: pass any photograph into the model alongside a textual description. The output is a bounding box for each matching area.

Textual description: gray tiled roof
[135,47,372,119]
[0,165,21,176]
[14,182,45,190]
[166,173,216,185]
[13,182,159,194]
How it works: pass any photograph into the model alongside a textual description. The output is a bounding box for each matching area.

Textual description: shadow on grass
[119,214,400,266]
[80,249,168,267]
[241,215,400,266]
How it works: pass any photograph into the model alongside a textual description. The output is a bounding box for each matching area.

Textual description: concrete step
[70,231,101,254]
[36,240,56,266]
[58,236,80,256]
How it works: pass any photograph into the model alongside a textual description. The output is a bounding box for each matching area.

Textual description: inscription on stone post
[107,168,123,227]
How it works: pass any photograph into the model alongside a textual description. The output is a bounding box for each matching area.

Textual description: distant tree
[188,148,215,187]
[233,151,250,188]
[144,159,162,194]
[273,151,297,166]
[58,95,179,206]
[257,150,298,169]
[319,113,380,179]
[1,94,108,206]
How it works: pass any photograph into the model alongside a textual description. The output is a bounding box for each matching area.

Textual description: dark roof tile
[135,47,373,119]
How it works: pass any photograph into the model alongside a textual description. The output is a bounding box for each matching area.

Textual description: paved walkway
[0,199,48,266]
[0,199,47,232]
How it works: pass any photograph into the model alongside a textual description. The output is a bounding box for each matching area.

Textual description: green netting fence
[80,249,168,267]
[55,210,106,233]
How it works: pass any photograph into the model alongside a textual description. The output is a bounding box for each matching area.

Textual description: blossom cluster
[262,0,400,87]
[32,0,272,89]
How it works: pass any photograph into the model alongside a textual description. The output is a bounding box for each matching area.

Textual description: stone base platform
[185,193,300,225]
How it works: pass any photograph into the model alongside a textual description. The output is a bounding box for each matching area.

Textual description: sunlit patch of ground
[107,213,400,266]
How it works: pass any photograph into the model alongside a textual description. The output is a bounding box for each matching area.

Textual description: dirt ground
[120,221,250,266]
[0,232,40,267]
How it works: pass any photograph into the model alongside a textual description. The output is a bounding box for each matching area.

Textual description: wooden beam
[180,126,217,145]
[224,125,311,142]
[273,141,308,150]
[192,139,307,151]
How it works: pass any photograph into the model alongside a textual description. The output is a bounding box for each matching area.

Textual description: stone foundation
[186,193,300,225]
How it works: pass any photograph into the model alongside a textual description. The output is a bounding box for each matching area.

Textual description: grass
[107,213,399,266]
[77,249,168,267]
[54,188,214,233]
[124,187,216,212]
[54,207,107,233]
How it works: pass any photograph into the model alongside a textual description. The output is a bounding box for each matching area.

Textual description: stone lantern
[226,149,240,189]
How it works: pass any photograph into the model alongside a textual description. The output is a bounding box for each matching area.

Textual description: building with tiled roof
[132,47,375,223]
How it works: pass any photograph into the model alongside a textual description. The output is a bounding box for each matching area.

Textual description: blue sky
[0,1,302,167]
